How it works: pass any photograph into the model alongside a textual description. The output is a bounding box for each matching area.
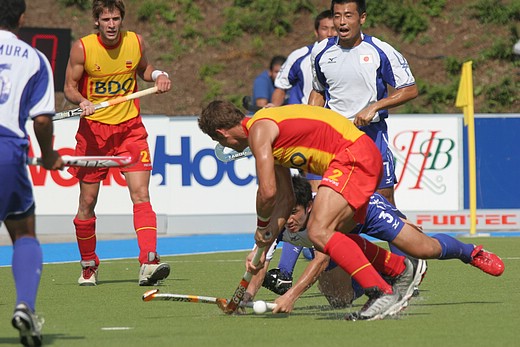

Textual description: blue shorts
[351,192,406,242]
[359,121,397,190]
[0,138,35,222]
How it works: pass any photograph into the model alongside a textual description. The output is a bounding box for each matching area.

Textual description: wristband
[152,70,169,81]
[257,216,271,229]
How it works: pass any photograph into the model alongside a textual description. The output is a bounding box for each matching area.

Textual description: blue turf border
[1,231,520,266]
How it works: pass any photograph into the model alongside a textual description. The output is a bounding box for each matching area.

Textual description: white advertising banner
[28,115,461,217]
[29,117,257,216]
[388,115,462,211]
[18,113,520,234]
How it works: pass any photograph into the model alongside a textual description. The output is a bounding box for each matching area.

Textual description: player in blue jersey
[0,0,64,345]
[243,175,504,313]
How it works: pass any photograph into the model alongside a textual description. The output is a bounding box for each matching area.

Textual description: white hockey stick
[28,144,140,168]
[142,289,276,312]
[214,143,252,162]
[53,86,158,121]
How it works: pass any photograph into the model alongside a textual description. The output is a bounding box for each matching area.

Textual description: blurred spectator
[245,55,286,112]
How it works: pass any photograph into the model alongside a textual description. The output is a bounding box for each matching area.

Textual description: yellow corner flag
[455,61,477,235]
[455,61,474,126]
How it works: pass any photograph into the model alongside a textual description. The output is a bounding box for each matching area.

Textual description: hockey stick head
[142,289,159,302]
[214,144,252,162]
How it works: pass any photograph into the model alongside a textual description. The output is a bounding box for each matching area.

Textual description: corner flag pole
[455,61,477,235]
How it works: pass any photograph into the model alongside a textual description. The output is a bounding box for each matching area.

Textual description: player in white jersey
[270,10,336,106]
[0,0,63,345]
[309,0,419,207]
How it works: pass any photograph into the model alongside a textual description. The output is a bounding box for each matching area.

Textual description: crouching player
[243,175,505,313]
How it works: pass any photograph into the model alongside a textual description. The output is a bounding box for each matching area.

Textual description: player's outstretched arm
[273,250,330,313]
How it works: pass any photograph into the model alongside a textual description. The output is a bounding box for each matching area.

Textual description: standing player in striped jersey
[0,0,64,344]
[199,101,426,321]
[309,0,418,207]
[64,0,171,286]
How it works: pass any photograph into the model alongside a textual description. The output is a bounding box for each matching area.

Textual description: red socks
[134,202,158,264]
[324,232,393,294]
[74,216,99,266]
[346,233,406,278]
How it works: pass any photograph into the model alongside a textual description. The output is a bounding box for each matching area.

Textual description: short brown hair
[198,100,245,140]
[92,0,126,21]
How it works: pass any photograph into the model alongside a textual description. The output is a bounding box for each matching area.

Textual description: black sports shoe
[262,268,293,295]
[12,303,43,347]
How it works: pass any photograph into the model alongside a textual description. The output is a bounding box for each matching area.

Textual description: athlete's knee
[307,223,332,250]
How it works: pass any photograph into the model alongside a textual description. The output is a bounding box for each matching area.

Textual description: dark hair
[314,10,333,31]
[0,0,26,30]
[269,55,286,71]
[330,0,366,15]
[92,0,126,21]
[292,175,313,208]
[199,100,245,140]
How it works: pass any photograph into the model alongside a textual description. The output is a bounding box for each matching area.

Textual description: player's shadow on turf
[0,334,83,345]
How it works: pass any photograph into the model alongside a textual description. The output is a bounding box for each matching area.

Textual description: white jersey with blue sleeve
[274,44,314,104]
[311,34,415,122]
[0,30,55,141]
[0,30,55,221]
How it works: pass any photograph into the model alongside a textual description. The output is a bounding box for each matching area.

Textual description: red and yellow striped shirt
[79,31,142,124]
[243,105,365,175]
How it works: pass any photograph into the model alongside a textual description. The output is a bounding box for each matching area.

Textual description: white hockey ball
[253,300,267,314]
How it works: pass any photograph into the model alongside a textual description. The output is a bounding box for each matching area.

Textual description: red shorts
[319,134,382,224]
[68,116,152,183]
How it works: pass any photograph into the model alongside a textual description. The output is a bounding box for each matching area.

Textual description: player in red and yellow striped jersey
[64,0,171,287]
[199,101,426,320]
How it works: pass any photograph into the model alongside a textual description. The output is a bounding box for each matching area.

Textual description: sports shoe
[470,245,505,276]
[12,303,44,347]
[78,260,98,286]
[139,253,170,286]
[388,257,427,311]
[262,268,293,295]
[412,260,428,297]
[345,286,402,321]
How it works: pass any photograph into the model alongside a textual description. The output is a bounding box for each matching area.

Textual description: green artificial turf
[0,237,518,347]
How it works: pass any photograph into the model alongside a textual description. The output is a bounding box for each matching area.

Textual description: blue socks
[278,243,302,277]
[12,237,43,311]
[432,233,474,263]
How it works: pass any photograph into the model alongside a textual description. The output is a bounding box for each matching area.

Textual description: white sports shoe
[139,252,170,286]
[78,260,98,286]
[345,287,402,321]
[12,302,44,347]
[139,263,171,286]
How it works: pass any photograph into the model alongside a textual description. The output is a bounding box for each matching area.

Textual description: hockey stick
[222,245,266,314]
[214,143,252,162]
[142,289,277,312]
[53,86,158,121]
[27,143,140,168]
